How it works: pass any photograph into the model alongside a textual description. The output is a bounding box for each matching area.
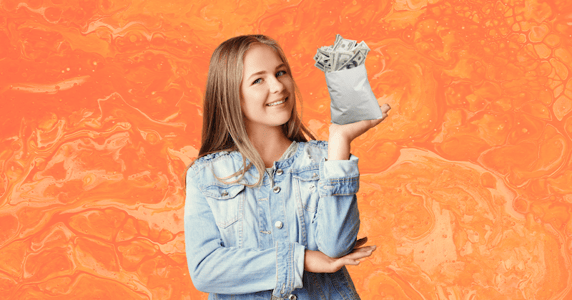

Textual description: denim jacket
[184,140,361,299]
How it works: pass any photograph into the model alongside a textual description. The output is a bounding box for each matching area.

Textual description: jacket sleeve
[184,167,305,297]
[315,154,360,258]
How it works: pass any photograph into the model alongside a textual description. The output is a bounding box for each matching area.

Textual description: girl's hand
[304,237,376,273]
[329,104,390,143]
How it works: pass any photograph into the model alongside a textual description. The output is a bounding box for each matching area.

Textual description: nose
[268,75,285,94]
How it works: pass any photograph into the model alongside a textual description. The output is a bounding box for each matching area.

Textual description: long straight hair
[190,35,316,187]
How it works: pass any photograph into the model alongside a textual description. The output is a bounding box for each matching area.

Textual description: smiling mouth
[267,97,288,107]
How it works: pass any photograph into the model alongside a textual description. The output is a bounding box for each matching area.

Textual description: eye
[252,78,262,84]
[276,70,287,77]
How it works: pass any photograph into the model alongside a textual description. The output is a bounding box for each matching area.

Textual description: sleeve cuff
[273,242,305,297]
[293,243,305,289]
[318,154,360,197]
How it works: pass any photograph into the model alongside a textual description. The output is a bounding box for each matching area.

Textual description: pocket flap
[292,169,320,181]
[202,184,245,200]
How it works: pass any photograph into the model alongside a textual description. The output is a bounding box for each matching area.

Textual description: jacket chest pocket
[293,170,320,213]
[201,183,245,229]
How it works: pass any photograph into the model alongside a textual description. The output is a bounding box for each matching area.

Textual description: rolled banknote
[314,34,370,73]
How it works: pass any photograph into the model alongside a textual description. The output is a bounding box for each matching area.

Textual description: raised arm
[184,169,304,298]
[314,152,360,258]
[328,104,389,161]
[314,107,390,258]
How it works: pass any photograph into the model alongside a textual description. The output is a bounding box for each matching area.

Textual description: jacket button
[273,186,281,193]
[275,221,283,229]
[276,169,283,175]
[221,191,228,197]
[288,295,296,300]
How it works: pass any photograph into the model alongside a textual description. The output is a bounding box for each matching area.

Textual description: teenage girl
[185,34,387,300]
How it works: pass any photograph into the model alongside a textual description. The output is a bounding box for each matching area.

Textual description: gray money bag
[325,64,384,125]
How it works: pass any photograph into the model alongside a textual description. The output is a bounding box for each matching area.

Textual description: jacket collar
[229,140,305,173]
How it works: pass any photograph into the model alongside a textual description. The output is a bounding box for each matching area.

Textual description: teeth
[267,98,287,106]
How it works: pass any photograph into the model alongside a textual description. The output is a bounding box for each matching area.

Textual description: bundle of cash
[314,34,370,73]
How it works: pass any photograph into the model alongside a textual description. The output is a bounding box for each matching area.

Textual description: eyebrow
[247,63,286,81]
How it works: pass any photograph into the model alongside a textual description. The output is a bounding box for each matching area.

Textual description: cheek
[286,80,296,95]
[240,98,259,119]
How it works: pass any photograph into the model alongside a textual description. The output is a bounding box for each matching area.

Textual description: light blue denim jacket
[184,140,361,299]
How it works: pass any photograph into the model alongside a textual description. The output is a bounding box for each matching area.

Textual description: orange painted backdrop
[1,0,572,299]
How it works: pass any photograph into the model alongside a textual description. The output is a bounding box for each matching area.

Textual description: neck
[245,123,292,168]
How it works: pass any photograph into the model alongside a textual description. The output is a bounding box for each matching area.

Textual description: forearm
[188,241,275,292]
[315,153,361,258]
[328,117,381,160]
[328,132,351,161]
[187,239,304,295]
[315,193,360,257]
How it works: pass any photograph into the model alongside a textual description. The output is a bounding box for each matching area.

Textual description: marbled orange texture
[1,0,572,299]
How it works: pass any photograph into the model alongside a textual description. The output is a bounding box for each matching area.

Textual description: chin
[272,118,291,127]
[278,112,293,125]
[265,114,290,127]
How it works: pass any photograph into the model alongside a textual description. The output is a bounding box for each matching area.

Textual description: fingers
[379,104,390,121]
[355,246,376,260]
[330,245,377,271]
[346,245,376,264]
[372,104,390,125]
[353,245,376,254]
[380,103,391,113]
[343,258,361,266]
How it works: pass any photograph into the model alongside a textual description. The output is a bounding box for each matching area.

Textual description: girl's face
[240,43,295,131]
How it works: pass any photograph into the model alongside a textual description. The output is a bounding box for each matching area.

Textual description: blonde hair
[190,34,316,187]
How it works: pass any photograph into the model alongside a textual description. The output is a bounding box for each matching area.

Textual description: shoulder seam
[307,140,328,149]
[190,152,238,176]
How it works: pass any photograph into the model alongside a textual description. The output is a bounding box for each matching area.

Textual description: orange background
[1,0,572,299]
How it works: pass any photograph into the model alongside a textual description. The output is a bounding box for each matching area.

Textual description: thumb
[381,103,391,113]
